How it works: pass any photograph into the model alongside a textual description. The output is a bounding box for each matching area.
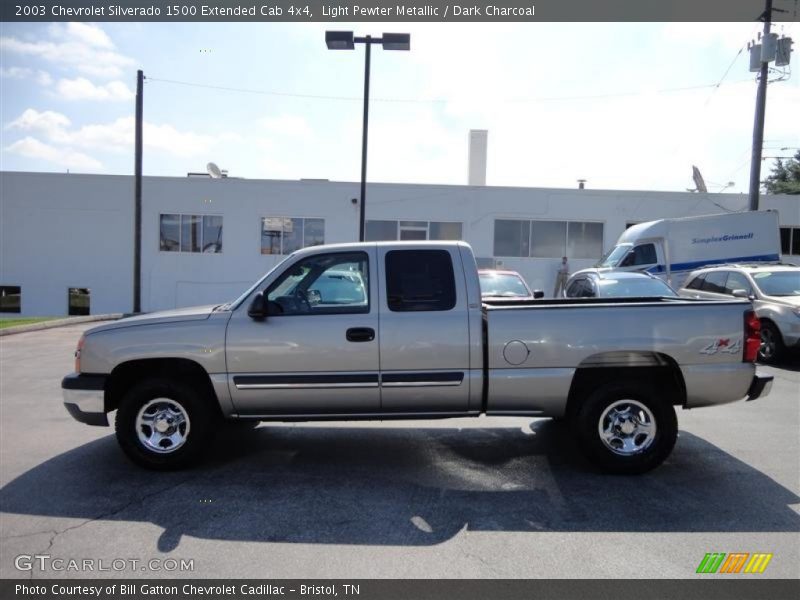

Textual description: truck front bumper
[746,372,773,401]
[62,373,108,426]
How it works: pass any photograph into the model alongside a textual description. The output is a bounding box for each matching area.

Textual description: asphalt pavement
[1,324,798,579]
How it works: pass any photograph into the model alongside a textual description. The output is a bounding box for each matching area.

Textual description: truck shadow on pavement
[1,421,799,551]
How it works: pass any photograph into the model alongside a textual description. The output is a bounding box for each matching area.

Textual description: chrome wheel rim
[760,328,775,360]
[598,399,657,456]
[136,398,190,454]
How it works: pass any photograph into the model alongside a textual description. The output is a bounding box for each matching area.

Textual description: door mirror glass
[307,289,322,305]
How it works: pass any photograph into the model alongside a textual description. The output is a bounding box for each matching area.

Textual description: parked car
[679,263,800,363]
[63,241,771,474]
[564,270,679,299]
[478,269,535,300]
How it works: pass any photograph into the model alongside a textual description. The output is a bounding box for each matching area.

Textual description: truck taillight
[744,311,760,363]
[75,335,85,373]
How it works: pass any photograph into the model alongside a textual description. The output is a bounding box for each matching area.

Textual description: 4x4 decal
[700,338,742,355]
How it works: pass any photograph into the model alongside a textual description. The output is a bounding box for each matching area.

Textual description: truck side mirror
[247,291,268,320]
[532,290,544,299]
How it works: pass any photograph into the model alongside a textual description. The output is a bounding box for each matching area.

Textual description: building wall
[2,171,798,316]
[1,172,134,317]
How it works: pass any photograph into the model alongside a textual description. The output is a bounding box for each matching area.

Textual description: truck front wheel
[115,378,215,470]
[573,383,677,475]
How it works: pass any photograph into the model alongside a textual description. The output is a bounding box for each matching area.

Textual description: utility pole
[748,0,772,211]
[133,69,143,313]
[359,38,371,242]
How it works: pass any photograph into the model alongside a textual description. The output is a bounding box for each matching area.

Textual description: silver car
[679,264,800,363]
[564,269,678,299]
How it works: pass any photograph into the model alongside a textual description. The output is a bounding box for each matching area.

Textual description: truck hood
[85,305,219,335]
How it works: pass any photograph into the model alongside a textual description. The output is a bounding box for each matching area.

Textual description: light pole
[326,31,410,242]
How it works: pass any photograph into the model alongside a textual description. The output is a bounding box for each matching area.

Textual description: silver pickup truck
[62,241,772,474]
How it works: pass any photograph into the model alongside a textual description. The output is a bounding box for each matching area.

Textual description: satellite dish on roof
[692,165,708,193]
[207,162,222,179]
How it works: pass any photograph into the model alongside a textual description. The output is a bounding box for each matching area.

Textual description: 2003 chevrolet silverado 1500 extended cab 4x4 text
[62,241,772,473]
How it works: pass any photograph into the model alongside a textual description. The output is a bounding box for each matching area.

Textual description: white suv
[679,264,800,363]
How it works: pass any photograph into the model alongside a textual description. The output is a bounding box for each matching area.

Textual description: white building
[1,170,798,317]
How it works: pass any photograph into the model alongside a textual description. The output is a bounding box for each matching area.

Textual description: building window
[68,288,90,316]
[160,214,222,253]
[493,220,530,257]
[0,286,21,313]
[365,220,462,242]
[261,217,325,255]
[780,227,800,256]
[494,219,604,259]
[531,221,567,258]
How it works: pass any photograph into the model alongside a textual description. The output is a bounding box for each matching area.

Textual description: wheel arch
[565,351,687,421]
[105,358,222,418]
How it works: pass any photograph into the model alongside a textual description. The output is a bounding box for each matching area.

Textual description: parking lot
[1,323,798,579]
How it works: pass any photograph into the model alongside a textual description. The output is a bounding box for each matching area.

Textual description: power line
[703,45,746,108]
[145,75,750,105]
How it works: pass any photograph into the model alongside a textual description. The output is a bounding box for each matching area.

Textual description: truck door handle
[346,327,375,342]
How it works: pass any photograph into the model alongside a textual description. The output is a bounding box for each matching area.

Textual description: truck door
[225,248,380,416]
[377,246,470,413]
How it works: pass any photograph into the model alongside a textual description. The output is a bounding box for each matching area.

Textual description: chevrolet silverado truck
[62,241,772,473]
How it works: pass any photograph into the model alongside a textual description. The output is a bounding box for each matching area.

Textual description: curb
[0,314,123,337]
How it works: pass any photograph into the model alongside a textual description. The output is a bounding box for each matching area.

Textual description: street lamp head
[326,31,354,50]
[382,33,411,51]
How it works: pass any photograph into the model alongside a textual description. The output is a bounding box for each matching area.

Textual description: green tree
[764,150,800,194]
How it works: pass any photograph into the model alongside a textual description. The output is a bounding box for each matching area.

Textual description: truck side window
[266,251,369,315]
[386,250,456,312]
[621,243,657,267]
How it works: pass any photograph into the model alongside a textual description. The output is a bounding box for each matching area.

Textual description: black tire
[758,321,785,365]
[115,378,216,470]
[572,382,677,475]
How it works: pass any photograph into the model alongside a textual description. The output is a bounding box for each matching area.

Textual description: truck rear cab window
[386,250,456,312]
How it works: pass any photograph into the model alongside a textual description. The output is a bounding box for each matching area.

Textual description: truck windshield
[597,244,631,268]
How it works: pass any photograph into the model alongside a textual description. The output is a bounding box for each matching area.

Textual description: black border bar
[2,579,799,600]
[2,1,798,22]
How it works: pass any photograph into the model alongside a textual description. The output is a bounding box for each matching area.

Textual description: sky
[1,21,798,193]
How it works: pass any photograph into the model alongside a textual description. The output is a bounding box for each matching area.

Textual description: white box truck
[595,211,781,288]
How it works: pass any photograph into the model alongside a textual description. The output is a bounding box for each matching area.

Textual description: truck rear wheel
[572,383,677,475]
[115,378,215,470]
